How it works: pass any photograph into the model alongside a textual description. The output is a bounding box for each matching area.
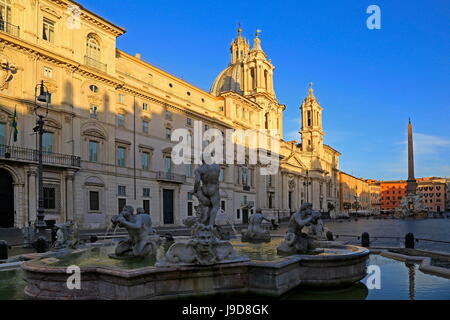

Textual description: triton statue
[110,205,160,259]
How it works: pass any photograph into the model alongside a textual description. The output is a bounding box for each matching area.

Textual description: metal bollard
[361,232,370,247]
[0,240,8,260]
[405,233,415,249]
[326,231,334,241]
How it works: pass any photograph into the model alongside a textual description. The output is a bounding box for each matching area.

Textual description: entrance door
[242,208,249,224]
[163,189,174,224]
[0,169,14,228]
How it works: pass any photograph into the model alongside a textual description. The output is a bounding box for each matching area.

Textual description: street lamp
[33,80,49,252]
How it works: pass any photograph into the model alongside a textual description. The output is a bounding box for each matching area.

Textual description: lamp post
[33,80,49,252]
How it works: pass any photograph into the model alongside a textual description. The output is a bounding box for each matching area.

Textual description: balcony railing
[0,144,81,168]
[84,55,107,73]
[156,171,186,183]
[0,21,20,38]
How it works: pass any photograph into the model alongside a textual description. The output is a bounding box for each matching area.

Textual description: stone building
[0,0,340,229]
[380,178,447,213]
[339,172,370,214]
[367,180,381,214]
[416,178,447,213]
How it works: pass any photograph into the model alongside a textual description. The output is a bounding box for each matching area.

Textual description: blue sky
[80,0,450,180]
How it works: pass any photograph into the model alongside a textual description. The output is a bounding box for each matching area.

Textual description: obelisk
[406,119,418,194]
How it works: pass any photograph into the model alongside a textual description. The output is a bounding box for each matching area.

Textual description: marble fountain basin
[21,237,369,300]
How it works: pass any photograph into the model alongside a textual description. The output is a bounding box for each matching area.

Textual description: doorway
[163,189,174,224]
[242,208,249,224]
[0,169,14,228]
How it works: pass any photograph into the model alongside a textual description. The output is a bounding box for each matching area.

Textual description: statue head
[300,203,313,213]
[121,205,134,220]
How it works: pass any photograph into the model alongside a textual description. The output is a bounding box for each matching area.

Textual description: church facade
[0,0,340,229]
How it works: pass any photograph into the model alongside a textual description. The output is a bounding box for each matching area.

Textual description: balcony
[156,171,186,183]
[0,21,20,38]
[84,55,107,73]
[0,144,81,168]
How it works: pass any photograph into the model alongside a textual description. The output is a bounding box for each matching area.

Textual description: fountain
[21,163,369,299]
[109,206,160,259]
[241,209,271,243]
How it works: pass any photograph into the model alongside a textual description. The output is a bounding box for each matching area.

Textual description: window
[142,120,149,134]
[42,18,55,43]
[43,187,56,209]
[117,146,126,167]
[90,104,98,119]
[0,0,11,28]
[165,127,171,139]
[186,163,192,177]
[221,200,226,211]
[143,188,151,197]
[118,185,126,196]
[219,168,225,182]
[46,92,52,104]
[117,93,125,104]
[89,85,99,93]
[117,114,125,127]
[186,118,192,126]
[44,67,53,78]
[89,141,98,162]
[236,209,240,219]
[0,122,5,145]
[164,157,172,173]
[141,152,149,170]
[187,192,193,216]
[165,110,172,120]
[42,132,54,153]
[86,34,101,61]
[307,110,312,126]
[118,198,126,214]
[89,191,100,211]
[142,102,148,111]
[242,166,249,186]
[187,202,193,216]
[204,124,209,131]
[143,199,150,214]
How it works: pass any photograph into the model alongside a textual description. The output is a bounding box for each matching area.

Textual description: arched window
[86,34,101,61]
[264,70,268,89]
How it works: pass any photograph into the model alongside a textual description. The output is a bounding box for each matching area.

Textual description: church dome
[210,62,245,96]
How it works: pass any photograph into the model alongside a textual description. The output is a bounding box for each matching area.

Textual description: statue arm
[119,218,141,230]
[294,214,313,227]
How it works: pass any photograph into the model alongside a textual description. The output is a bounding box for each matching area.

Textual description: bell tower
[300,82,324,152]
[230,25,250,64]
[243,30,275,98]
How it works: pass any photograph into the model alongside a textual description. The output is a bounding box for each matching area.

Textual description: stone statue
[241,209,271,243]
[157,162,248,266]
[395,194,429,218]
[110,205,160,259]
[277,203,323,255]
[54,221,78,249]
[193,161,221,226]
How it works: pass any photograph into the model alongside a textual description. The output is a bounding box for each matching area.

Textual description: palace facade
[0,0,340,229]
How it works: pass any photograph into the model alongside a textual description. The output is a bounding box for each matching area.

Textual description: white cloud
[398,132,450,155]
[413,133,450,155]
